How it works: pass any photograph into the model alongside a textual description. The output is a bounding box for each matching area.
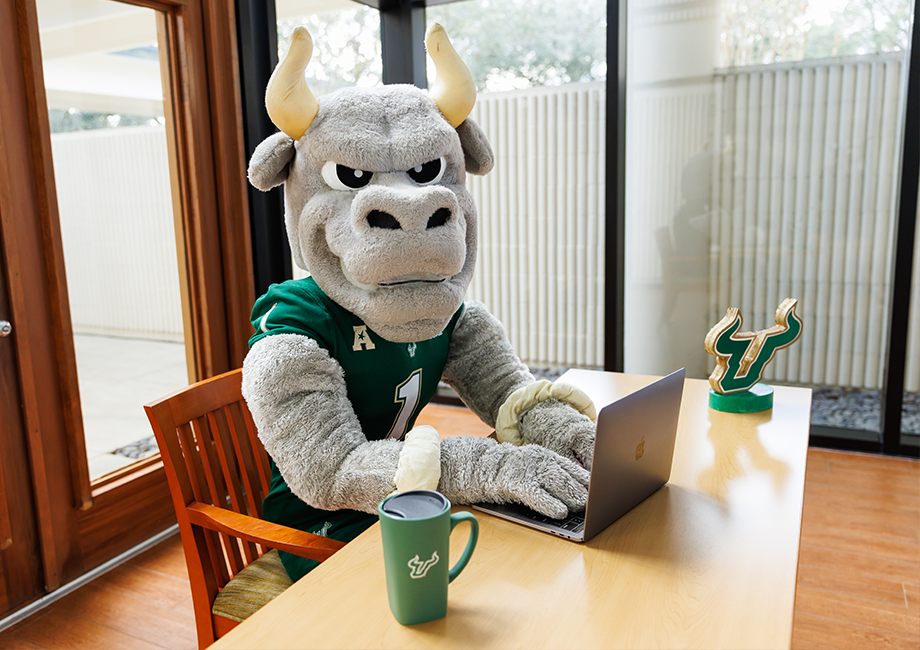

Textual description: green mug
[378,490,478,625]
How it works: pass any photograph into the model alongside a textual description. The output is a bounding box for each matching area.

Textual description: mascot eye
[322,161,373,191]
[406,157,445,185]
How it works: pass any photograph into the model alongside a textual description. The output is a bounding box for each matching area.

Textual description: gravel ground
[810,386,920,434]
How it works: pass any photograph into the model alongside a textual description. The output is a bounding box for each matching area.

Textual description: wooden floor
[0,404,918,650]
[0,534,195,649]
[792,447,919,649]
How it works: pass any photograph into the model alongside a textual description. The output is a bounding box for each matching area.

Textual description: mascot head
[248,24,494,343]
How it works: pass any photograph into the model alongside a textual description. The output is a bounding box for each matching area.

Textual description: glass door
[35,0,193,482]
[1,0,253,608]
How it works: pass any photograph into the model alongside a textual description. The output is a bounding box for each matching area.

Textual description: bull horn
[265,26,319,140]
[425,23,476,128]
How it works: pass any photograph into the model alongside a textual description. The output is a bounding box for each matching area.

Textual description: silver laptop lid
[581,368,685,541]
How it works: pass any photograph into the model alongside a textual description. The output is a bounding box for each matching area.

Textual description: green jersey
[249,277,463,580]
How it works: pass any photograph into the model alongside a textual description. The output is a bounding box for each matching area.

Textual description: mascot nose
[366,210,401,229]
[366,208,452,230]
[427,208,451,228]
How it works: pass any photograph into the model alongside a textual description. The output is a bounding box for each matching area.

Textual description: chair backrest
[145,369,276,641]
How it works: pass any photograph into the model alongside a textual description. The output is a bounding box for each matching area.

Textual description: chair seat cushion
[211,549,293,622]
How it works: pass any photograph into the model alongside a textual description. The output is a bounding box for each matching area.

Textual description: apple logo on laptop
[635,437,645,460]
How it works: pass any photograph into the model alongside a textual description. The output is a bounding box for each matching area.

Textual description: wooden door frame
[0,208,45,615]
[0,0,253,597]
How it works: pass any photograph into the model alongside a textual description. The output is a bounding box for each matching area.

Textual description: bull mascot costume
[243,24,598,580]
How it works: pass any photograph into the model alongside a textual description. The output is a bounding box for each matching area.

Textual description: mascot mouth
[378,277,447,287]
[340,260,450,291]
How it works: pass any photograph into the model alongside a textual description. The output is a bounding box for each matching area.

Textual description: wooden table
[213,371,812,650]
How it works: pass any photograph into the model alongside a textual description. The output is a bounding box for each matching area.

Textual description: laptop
[473,368,686,543]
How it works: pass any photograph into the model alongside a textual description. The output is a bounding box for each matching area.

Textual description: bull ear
[248,132,296,190]
[456,118,493,176]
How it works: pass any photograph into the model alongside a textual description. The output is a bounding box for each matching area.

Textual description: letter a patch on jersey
[352,325,376,351]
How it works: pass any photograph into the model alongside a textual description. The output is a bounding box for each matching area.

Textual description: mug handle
[447,511,479,583]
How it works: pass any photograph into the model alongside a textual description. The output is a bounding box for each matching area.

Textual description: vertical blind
[466,82,607,369]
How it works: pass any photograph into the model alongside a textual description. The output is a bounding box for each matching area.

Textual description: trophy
[704,298,803,413]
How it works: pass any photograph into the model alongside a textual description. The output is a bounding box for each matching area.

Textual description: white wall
[51,125,184,341]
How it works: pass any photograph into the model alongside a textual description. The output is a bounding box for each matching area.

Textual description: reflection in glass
[37,0,189,480]
[625,0,912,438]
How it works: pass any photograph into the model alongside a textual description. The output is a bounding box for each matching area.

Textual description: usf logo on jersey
[352,325,376,351]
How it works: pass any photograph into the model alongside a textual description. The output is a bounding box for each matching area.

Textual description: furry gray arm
[437,436,589,518]
[242,333,590,518]
[242,334,402,514]
[519,399,597,470]
[440,301,534,426]
[442,302,597,469]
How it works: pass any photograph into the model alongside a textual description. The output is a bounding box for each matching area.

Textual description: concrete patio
[74,333,188,480]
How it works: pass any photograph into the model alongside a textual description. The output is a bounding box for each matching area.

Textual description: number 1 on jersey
[387,369,422,439]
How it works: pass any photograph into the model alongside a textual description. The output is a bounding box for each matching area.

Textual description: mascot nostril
[243,22,598,585]
[366,210,402,230]
[427,208,451,229]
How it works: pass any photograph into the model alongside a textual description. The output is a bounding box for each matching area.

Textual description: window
[624,0,918,452]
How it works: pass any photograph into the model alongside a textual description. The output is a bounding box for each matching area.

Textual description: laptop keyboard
[476,501,588,535]
[528,512,585,533]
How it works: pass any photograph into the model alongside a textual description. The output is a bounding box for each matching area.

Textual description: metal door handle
[0,320,10,337]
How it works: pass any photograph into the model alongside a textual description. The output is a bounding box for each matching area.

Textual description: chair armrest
[187,502,346,561]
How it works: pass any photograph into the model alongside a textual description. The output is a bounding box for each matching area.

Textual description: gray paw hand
[520,399,597,470]
[496,445,590,519]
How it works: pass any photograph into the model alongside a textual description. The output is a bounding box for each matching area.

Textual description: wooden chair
[144,369,345,648]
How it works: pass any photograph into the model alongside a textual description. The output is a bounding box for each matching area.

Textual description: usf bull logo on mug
[378,490,478,625]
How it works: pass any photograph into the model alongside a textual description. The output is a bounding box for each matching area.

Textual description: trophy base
[709,383,774,413]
